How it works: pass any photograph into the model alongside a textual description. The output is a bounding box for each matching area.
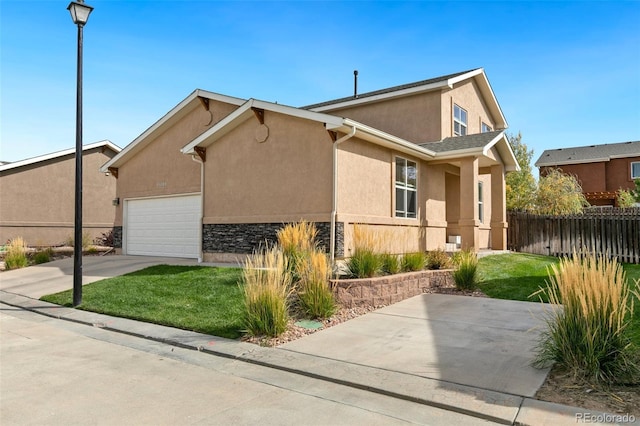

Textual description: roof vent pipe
[353,70,358,98]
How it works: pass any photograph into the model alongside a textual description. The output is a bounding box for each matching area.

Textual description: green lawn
[41,265,245,339]
[479,253,640,346]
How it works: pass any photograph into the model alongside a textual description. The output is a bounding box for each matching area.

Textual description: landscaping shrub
[401,252,426,272]
[380,253,400,275]
[241,246,292,337]
[96,230,114,247]
[296,250,336,319]
[426,249,452,270]
[64,232,92,250]
[4,237,28,270]
[533,253,640,384]
[452,250,478,291]
[33,248,54,264]
[347,248,382,278]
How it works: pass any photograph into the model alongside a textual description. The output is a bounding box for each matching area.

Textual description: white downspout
[330,127,357,263]
[191,154,204,263]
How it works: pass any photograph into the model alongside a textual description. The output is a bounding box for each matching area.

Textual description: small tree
[631,178,640,203]
[617,188,636,208]
[535,168,588,215]
[505,132,537,211]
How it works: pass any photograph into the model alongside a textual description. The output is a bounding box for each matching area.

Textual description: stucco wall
[113,100,237,226]
[442,80,497,138]
[326,92,442,142]
[0,147,118,245]
[202,111,334,223]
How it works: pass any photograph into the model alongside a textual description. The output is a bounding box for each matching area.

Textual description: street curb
[1,290,624,425]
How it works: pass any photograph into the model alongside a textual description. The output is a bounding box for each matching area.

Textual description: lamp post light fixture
[68,0,93,307]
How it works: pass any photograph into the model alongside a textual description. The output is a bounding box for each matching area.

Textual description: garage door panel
[125,195,200,258]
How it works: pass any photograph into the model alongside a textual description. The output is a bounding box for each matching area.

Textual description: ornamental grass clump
[296,249,336,319]
[5,237,28,270]
[380,253,400,275]
[347,249,382,278]
[277,221,318,283]
[452,249,478,291]
[401,252,426,272]
[533,253,640,384]
[241,246,292,337]
[426,249,452,270]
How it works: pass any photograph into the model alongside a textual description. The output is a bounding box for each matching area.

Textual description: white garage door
[125,195,200,258]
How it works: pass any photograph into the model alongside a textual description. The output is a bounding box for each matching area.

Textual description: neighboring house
[101,68,519,261]
[0,141,121,246]
[535,141,640,207]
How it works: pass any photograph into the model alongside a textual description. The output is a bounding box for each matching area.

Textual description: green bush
[380,253,400,275]
[347,248,382,278]
[533,253,640,384]
[401,252,426,272]
[5,237,28,270]
[33,248,54,264]
[452,250,478,291]
[241,247,292,337]
[426,249,452,270]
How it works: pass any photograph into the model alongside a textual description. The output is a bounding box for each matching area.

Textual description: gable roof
[0,140,120,172]
[181,98,438,161]
[100,89,245,172]
[420,131,520,172]
[303,68,508,130]
[535,140,640,167]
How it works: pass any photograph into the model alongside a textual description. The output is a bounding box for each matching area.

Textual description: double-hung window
[395,157,417,218]
[453,104,467,136]
[632,162,640,179]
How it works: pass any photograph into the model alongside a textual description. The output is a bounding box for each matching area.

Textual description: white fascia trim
[182,99,345,154]
[2,140,120,172]
[610,153,640,160]
[447,68,484,85]
[343,118,436,160]
[100,90,246,172]
[309,80,452,112]
[535,157,612,168]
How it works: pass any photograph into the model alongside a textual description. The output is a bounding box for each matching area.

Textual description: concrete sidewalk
[0,256,628,425]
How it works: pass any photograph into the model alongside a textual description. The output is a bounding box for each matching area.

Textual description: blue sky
[1,0,639,166]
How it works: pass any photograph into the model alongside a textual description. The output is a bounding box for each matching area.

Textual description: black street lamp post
[67,0,93,307]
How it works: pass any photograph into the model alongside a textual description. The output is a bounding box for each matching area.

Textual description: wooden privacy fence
[507,209,640,264]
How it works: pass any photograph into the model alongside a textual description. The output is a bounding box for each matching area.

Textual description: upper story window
[453,104,467,136]
[395,157,417,219]
[632,162,640,179]
[481,122,492,133]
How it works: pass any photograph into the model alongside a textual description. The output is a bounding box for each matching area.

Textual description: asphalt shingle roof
[419,130,503,153]
[535,141,640,167]
[302,69,479,110]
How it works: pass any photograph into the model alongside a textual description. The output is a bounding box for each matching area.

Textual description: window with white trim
[395,157,417,218]
[478,181,484,223]
[453,104,467,136]
[632,162,640,179]
[481,122,492,133]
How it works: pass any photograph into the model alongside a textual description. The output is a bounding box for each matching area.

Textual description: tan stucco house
[101,68,519,261]
[0,140,121,246]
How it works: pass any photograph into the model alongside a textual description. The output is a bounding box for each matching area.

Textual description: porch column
[490,164,508,250]
[458,157,479,251]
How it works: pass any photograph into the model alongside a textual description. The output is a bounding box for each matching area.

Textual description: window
[481,122,492,133]
[453,104,467,136]
[632,162,640,179]
[478,181,484,223]
[395,157,417,218]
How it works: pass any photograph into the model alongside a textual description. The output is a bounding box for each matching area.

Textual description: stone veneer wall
[332,269,454,308]
[113,226,122,248]
[202,222,344,256]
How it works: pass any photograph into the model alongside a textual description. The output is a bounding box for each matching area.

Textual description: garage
[125,195,201,258]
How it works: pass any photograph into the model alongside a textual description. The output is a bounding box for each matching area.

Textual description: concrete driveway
[281,293,552,398]
[0,255,200,299]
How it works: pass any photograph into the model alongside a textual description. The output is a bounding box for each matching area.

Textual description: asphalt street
[1,303,494,426]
